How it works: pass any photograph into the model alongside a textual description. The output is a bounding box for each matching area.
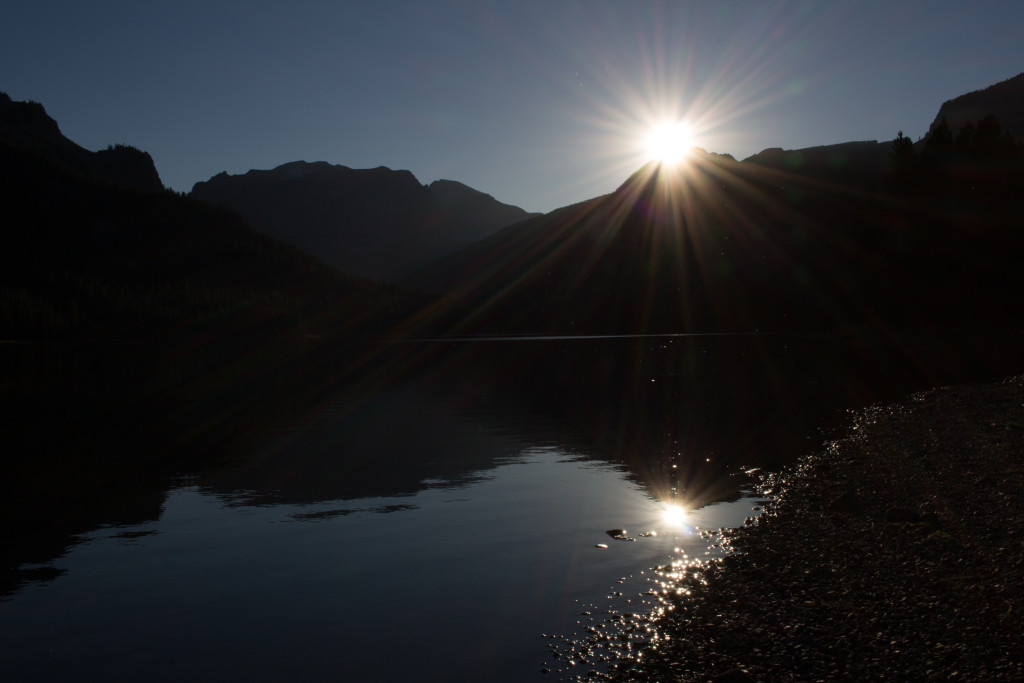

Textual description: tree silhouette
[955,122,975,148]
[923,116,954,158]
[887,130,917,191]
[974,113,1003,145]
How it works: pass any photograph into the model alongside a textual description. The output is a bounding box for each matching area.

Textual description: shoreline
[611,375,1024,681]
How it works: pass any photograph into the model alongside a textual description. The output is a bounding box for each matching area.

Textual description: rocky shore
[613,375,1024,681]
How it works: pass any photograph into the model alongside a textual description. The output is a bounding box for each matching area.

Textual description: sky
[4,0,1024,213]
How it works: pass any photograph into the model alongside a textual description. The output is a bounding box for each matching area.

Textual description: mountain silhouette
[719,74,1024,194]
[0,96,413,341]
[0,92,162,191]
[407,73,1024,338]
[5,69,1023,344]
[742,140,890,190]
[190,162,537,282]
[427,178,539,241]
[412,131,1024,337]
[923,71,1024,144]
[411,153,868,335]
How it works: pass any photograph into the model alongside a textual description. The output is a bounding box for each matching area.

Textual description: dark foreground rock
[613,376,1024,682]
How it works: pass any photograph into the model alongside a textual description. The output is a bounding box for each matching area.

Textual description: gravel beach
[613,375,1024,682]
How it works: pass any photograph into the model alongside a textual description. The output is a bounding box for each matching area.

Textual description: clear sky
[4,0,1024,213]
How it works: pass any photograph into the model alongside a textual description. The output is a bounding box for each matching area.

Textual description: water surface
[3,333,1020,681]
[1,377,764,681]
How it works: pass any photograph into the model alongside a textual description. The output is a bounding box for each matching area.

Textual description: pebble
[608,376,1024,682]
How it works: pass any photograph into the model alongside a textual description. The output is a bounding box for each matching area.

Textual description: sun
[644,120,694,166]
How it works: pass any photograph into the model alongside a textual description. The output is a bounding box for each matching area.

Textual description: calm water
[2,333,1019,681]
[1,374,764,682]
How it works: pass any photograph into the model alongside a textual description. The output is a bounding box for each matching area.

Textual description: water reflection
[3,332,1022,680]
[661,504,689,527]
[196,380,567,507]
[0,447,762,682]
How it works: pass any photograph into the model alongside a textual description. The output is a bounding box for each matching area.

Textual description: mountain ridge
[924,71,1024,142]
[190,161,538,282]
[0,92,163,191]
[0,98,417,341]
[410,105,1024,337]
[4,68,1023,342]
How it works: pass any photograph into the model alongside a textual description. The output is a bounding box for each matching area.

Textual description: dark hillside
[0,96,435,486]
[412,145,1024,337]
[743,140,890,190]
[0,92,162,191]
[0,96,416,342]
[427,178,540,240]
[0,143,411,340]
[923,71,1024,144]
[190,162,536,282]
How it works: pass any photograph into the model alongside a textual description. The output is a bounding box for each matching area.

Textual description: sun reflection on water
[660,503,689,527]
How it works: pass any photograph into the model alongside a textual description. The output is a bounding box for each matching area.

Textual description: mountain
[6,70,1021,344]
[412,135,1024,337]
[412,153,876,335]
[923,71,1024,143]
[743,140,890,190]
[0,92,162,191]
[411,73,1024,338]
[190,162,537,282]
[739,73,1024,190]
[0,96,413,341]
[427,178,540,241]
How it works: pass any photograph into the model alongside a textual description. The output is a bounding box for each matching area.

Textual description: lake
[1,332,1019,680]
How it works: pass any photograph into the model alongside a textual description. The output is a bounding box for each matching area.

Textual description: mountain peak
[273,160,338,178]
[428,179,496,207]
[0,92,64,145]
[0,92,162,191]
